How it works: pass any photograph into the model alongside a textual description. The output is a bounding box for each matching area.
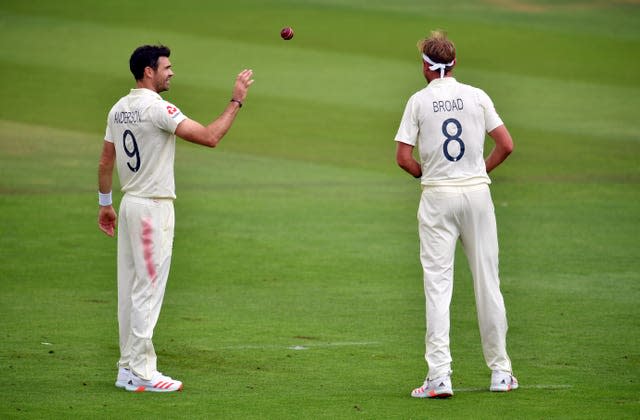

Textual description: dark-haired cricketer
[98,44,253,392]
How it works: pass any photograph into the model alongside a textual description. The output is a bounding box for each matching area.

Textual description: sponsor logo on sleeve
[166,105,182,119]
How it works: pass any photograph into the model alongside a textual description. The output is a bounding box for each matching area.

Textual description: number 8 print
[441,118,465,162]
[123,129,141,172]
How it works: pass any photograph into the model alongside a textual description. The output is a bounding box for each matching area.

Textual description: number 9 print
[123,130,141,172]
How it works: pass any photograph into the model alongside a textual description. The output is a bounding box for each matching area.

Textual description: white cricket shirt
[395,77,503,187]
[105,88,187,199]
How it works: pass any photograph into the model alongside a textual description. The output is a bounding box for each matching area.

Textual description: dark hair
[129,45,171,80]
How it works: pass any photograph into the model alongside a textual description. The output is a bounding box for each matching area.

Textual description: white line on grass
[454,384,573,392]
[220,341,380,351]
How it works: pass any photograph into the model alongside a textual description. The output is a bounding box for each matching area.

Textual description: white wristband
[98,191,112,206]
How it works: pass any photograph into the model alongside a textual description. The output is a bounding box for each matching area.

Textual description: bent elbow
[504,142,514,156]
[498,137,514,157]
[203,134,221,148]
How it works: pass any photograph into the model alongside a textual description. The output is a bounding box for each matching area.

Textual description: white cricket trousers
[117,194,175,380]
[417,184,512,379]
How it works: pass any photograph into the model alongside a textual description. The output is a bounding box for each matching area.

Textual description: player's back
[410,78,502,187]
[106,88,185,199]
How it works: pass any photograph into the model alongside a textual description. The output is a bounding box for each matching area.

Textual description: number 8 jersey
[395,78,503,187]
[105,88,188,199]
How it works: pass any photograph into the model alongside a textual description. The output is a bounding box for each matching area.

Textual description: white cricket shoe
[115,367,131,389]
[490,371,519,392]
[125,371,183,393]
[411,375,453,398]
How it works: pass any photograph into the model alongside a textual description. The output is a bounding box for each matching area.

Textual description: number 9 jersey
[104,88,188,199]
[395,78,503,187]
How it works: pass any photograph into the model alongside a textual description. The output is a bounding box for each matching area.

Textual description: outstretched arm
[176,69,254,147]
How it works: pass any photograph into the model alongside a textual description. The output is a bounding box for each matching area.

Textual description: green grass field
[1,0,639,418]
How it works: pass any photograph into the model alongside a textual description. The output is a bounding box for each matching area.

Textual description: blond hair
[417,30,456,69]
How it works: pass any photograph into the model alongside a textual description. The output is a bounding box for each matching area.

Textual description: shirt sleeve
[150,100,188,133]
[104,113,114,143]
[394,94,419,146]
[104,128,114,143]
[477,88,503,133]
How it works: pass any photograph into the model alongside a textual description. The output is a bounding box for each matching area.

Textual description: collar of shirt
[129,88,162,100]
[428,77,457,86]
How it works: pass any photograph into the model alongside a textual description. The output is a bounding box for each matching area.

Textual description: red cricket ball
[280,27,294,40]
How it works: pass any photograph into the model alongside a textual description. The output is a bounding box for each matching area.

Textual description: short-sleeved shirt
[105,88,187,199]
[395,77,503,187]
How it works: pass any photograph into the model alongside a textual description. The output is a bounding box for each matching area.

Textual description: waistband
[123,193,174,203]
[421,183,489,193]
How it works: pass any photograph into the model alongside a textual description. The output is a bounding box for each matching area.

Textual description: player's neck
[136,79,160,93]
[426,73,454,84]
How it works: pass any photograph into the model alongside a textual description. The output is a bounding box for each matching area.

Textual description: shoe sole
[490,383,519,392]
[125,383,183,393]
[429,392,453,399]
[411,390,453,399]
